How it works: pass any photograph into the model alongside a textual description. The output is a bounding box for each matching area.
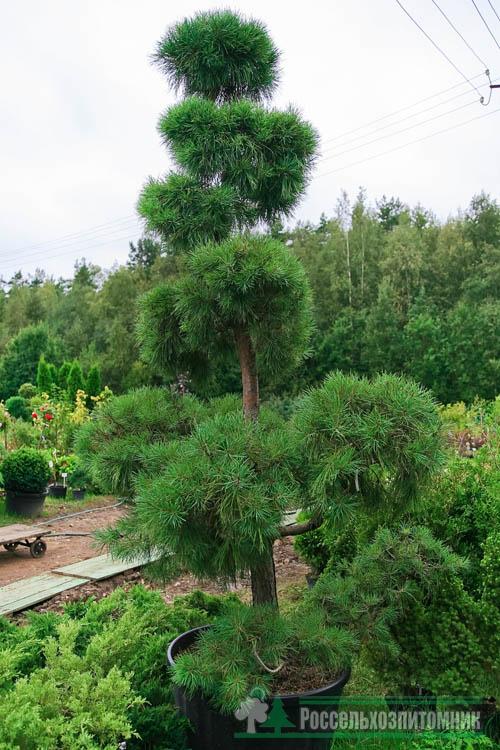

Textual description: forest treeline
[1,190,499,405]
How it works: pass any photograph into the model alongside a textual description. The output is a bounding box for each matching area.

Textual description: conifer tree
[67,361,85,403]
[137,10,317,420]
[36,355,53,394]
[58,361,71,390]
[100,11,445,612]
[85,365,101,399]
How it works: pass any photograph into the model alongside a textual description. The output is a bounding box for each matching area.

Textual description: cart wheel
[30,539,47,558]
[3,543,18,552]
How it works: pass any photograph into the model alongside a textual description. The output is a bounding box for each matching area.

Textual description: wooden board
[0,573,88,615]
[53,553,153,581]
[0,524,51,544]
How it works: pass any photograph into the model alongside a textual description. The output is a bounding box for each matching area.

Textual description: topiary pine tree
[99,11,445,617]
[137,9,317,420]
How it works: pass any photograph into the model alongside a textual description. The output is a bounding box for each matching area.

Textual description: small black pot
[71,488,86,501]
[48,484,67,498]
[168,626,350,750]
[5,489,48,517]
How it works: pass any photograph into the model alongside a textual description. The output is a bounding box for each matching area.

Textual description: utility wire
[0,219,139,264]
[318,98,478,164]
[431,0,488,67]
[395,0,485,99]
[316,105,500,179]
[5,214,137,255]
[1,231,140,276]
[486,0,500,24]
[320,73,499,161]
[321,80,492,155]
[470,0,500,50]
[320,72,486,147]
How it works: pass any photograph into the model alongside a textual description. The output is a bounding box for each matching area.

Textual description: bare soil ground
[11,536,309,616]
[0,498,125,586]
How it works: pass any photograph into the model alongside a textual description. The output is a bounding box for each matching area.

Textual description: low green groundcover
[0,586,228,750]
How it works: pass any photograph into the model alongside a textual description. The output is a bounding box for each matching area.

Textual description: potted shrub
[47,451,74,498]
[68,463,89,500]
[92,11,452,749]
[3,447,50,516]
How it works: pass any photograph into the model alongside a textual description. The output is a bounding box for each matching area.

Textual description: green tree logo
[260,698,295,735]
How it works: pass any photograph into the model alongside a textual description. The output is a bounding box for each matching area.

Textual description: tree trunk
[235,330,259,421]
[235,329,278,606]
[250,548,278,607]
[360,228,365,304]
[345,231,352,307]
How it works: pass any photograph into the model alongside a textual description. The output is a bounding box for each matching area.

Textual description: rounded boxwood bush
[5,396,30,422]
[2,448,51,493]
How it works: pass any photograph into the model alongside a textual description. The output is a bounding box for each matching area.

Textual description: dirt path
[13,537,310,615]
[0,499,126,586]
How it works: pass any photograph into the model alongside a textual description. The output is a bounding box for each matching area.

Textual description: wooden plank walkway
[53,553,152,581]
[0,573,88,615]
[0,553,157,616]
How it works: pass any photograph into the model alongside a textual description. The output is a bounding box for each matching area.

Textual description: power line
[321,79,495,156]
[1,231,141,276]
[0,219,139,264]
[486,0,500,24]
[318,91,484,162]
[320,73,486,147]
[315,105,500,179]
[431,0,488,68]
[3,214,137,255]
[395,0,485,99]
[319,98,477,164]
[470,0,500,50]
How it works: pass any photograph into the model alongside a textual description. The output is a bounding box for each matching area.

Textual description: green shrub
[1,448,51,493]
[294,515,358,575]
[0,585,227,750]
[417,444,500,594]
[367,575,489,696]
[7,419,40,449]
[5,396,30,421]
[18,382,37,400]
[68,460,90,489]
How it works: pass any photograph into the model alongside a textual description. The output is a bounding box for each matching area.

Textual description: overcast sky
[1,0,499,280]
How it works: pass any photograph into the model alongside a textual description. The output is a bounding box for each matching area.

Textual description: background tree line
[1,190,499,404]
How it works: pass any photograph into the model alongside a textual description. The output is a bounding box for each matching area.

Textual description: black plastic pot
[168,626,350,750]
[48,484,67,498]
[71,488,86,501]
[5,489,47,517]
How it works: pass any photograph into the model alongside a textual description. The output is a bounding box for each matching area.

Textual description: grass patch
[0,494,119,527]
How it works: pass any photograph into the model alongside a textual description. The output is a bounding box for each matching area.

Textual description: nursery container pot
[48,483,67,498]
[5,489,48,517]
[71,488,86,500]
[168,626,350,750]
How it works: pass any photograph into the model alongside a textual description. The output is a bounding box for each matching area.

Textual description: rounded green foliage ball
[138,174,250,252]
[294,372,445,520]
[2,448,51,493]
[5,396,30,422]
[177,234,314,379]
[154,10,280,103]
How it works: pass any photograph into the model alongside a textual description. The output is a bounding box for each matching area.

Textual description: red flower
[32,412,38,419]
[44,412,54,421]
